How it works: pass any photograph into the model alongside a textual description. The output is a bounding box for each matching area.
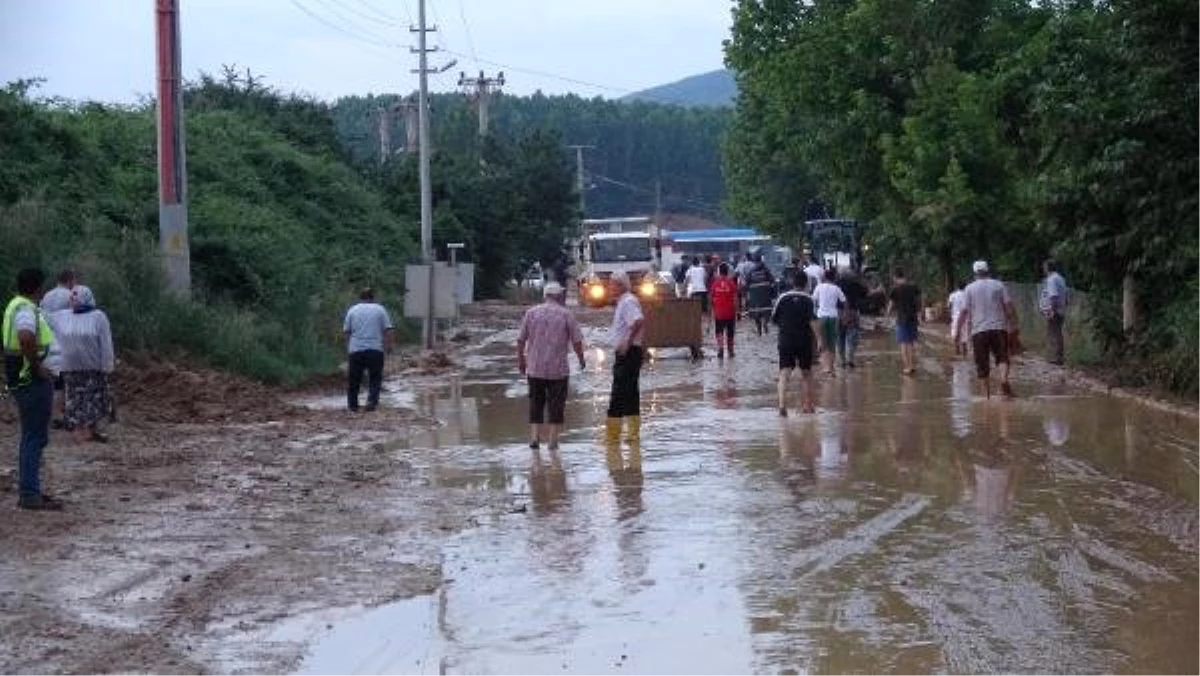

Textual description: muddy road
[1,301,1196,674]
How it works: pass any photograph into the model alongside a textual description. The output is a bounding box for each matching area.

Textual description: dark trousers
[347,349,385,410]
[606,346,644,418]
[13,378,52,497]
[1046,313,1065,364]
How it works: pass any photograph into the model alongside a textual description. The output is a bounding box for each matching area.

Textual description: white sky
[0,0,734,103]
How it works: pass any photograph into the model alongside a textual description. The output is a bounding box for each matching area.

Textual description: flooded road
[300,327,1198,675]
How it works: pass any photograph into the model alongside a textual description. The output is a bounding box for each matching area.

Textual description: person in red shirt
[710,262,740,359]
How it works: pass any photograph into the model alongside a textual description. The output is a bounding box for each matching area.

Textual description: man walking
[886,268,921,375]
[954,260,1018,398]
[343,287,394,412]
[685,256,709,314]
[1040,259,1068,365]
[745,253,776,336]
[4,268,61,510]
[605,271,645,446]
[710,262,739,359]
[772,275,820,416]
[812,268,846,376]
[517,282,585,450]
[803,258,824,293]
[836,266,867,368]
[671,254,689,299]
[948,280,968,357]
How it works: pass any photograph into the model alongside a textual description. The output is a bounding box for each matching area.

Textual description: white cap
[610,270,630,290]
[972,260,989,274]
[543,281,564,296]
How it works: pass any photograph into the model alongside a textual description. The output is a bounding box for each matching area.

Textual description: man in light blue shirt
[1039,259,1068,365]
[343,288,394,412]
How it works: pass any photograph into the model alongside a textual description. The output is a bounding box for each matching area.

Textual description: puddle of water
[300,331,1197,674]
[290,596,442,675]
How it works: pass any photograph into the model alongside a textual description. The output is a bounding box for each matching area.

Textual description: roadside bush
[0,84,416,384]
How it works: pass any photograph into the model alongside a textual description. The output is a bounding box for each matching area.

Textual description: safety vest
[2,294,54,387]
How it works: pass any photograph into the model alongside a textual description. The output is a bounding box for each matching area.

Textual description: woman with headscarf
[51,286,115,443]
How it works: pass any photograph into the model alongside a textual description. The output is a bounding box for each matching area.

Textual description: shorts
[714,318,735,338]
[691,291,709,314]
[528,377,568,425]
[818,317,838,352]
[779,341,814,371]
[895,320,919,344]
[971,330,1009,378]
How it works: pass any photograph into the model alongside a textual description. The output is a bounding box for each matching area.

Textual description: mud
[1,303,1196,674]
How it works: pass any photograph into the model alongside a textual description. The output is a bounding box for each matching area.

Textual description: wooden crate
[643,297,703,349]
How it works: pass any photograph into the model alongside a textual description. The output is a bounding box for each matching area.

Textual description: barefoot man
[772,276,820,416]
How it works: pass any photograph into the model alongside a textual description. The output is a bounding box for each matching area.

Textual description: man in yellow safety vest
[3,267,61,510]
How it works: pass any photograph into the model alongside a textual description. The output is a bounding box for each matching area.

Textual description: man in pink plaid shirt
[517,282,586,450]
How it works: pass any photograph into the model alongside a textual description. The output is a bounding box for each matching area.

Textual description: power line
[309,0,396,41]
[455,0,479,68]
[591,174,725,216]
[322,0,401,27]
[288,0,400,50]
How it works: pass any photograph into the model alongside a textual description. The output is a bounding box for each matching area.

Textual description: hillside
[333,92,733,221]
[0,75,578,381]
[622,69,737,108]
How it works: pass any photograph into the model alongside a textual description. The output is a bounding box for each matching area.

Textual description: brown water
[298,329,1198,675]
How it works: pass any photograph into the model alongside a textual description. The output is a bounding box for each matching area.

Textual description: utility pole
[375,103,394,166]
[398,98,419,154]
[155,0,190,296]
[654,178,663,228]
[409,0,456,349]
[566,144,593,219]
[457,70,505,136]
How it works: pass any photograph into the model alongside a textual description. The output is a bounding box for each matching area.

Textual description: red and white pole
[156,0,190,295]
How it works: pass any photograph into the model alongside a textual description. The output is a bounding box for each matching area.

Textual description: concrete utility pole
[155,0,190,296]
[567,144,593,218]
[457,70,505,136]
[398,98,419,154]
[375,104,395,166]
[409,0,456,349]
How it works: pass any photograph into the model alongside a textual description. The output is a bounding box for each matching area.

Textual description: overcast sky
[0,0,734,103]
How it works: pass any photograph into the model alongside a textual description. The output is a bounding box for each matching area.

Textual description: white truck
[575,216,670,307]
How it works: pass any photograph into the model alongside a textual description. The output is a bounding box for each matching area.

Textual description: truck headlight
[638,281,656,298]
[588,284,605,300]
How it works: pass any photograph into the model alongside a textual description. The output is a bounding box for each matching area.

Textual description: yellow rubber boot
[604,417,623,445]
[625,415,641,444]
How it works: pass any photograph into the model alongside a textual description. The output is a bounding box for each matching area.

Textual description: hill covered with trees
[333,92,732,223]
[622,69,737,108]
[724,0,1197,395]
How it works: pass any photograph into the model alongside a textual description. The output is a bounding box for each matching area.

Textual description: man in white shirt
[947,280,967,356]
[685,257,709,314]
[954,261,1018,399]
[803,259,825,293]
[1039,259,1068,365]
[812,268,847,376]
[343,288,394,412]
[605,271,645,447]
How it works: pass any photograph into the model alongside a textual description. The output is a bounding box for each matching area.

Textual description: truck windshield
[591,237,651,263]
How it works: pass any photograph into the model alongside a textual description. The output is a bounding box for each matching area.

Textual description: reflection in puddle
[301,333,1197,674]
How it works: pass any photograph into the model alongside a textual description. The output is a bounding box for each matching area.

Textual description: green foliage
[0,80,415,383]
[723,0,1198,395]
[333,92,732,222]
